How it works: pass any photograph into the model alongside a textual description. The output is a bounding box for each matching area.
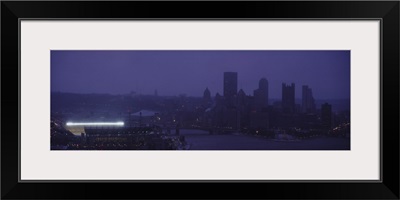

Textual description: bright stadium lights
[66,122,124,126]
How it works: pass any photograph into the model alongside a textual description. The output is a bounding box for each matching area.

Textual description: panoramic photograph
[51,50,350,150]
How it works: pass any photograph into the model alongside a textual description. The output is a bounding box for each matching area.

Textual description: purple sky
[51,50,350,99]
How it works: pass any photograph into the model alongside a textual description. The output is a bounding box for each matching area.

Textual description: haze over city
[51,50,350,150]
[51,50,350,99]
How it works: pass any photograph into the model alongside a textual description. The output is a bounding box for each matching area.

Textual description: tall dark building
[202,87,212,107]
[215,92,223,105]
[237,89,250,128]
[282,83,295,113]
[223,72,238,98]
[221,72,239,129]
[253,78,269,111]
[321,103,332,129]
[213,93,224,127]
[302,85,316,113]
[237,89,247,108]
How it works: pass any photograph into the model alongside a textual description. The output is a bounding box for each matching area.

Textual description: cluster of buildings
[201,72,333,132]
[50,71,346,150]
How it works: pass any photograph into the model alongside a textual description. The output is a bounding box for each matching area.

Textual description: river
[179,129,350,150]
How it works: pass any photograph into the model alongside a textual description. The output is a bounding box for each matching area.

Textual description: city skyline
[51,50,350,99]
[51,50,350,150]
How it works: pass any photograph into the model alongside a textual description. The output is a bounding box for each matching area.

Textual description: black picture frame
[1,1,399,199]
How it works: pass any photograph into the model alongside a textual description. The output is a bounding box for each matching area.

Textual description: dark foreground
[180,130,350,150]
[52,129,350,150]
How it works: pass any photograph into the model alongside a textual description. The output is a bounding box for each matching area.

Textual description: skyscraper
[302,85,316,113]
[253,78,269,111]
[282,83,295,113]
[237,89,250,129]
[321,103,332,129]
[237,89,247,108]
[223,72,238,97]
[202,87,212,107]
[223,72,238,107]
[213,93,224,127]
